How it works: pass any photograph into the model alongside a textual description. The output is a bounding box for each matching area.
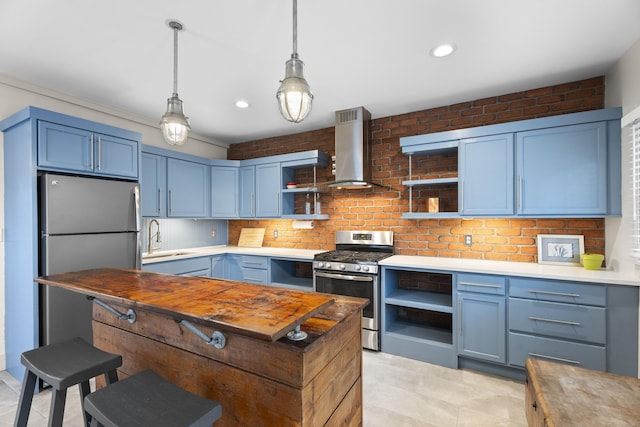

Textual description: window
[632,119,640,262]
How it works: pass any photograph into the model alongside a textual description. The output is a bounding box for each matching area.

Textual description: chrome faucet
[148,219,161,254]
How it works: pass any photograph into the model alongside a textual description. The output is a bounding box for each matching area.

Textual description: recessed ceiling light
[430,43,456,58]
[235,100,250,109]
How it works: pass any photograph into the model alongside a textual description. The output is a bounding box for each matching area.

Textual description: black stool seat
[84,370,222,427]
[14,337,122,427]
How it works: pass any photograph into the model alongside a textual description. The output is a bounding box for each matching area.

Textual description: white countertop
[380,255,640,287]
[142,246,640,287]
[141,245,324,264]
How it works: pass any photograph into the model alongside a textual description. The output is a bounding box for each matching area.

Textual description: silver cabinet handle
[528,352,580,365]
[527,289,580,298]
[459,281,501,289]
[168,189,173,214]
[460,178,464,213]
[528,316,580,326]
[96,135,102,171]
[518,175,523,212]
[90,134,95,170]
[157,188,161,215]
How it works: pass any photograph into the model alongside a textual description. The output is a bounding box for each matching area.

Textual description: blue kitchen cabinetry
[210,254,226,279]
[457,273,506,364]
[399,108,622,218]
[239,165,256,217]
[141,152,167,217]
[507,277,637,377]
[167,158,210,218]
[37,120,139,179]
[0,106,141,379]
[226,254,270,285]
[516,122,608,215]
[280,151,330,219]
[211,164,239,218]
[381,267,457,369]
[255,163,281,217]
[381,262,638,379]
[270,257,313,291]
[143,257,212,277]
[459,134,514,216]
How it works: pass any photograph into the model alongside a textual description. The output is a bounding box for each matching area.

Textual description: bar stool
[14,337,122,427]
[84,369,222,427]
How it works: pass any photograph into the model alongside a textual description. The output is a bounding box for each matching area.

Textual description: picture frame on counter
[537,234,585,266]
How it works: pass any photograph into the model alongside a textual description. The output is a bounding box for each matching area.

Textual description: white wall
[604,36,640,376]
[605,38,640,275]
[0,74,229,369]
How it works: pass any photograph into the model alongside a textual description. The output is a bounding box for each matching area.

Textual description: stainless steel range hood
[329,106,376,189]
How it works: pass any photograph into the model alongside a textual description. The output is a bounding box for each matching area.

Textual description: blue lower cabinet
[457,293,506,364]
[143,257,211,277]
[226,255,269,285]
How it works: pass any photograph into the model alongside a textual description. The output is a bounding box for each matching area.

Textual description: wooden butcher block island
[525,358,640,426]
[35,268,368,426]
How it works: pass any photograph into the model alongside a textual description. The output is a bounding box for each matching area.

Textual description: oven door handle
[314,271,374,282]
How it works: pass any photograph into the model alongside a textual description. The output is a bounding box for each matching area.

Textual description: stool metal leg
[104,369,118,385]
[48,388,67,427]
[14,370,37,427]
[79,380,92,427]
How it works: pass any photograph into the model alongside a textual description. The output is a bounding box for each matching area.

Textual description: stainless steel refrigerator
[39,173,140,346]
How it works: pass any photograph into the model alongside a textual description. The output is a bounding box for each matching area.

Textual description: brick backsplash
[228,77,606,262]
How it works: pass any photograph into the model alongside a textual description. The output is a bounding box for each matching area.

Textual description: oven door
[313,270,378,331]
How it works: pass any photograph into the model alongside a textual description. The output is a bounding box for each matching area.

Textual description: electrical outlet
[211,229,216,237]
[464,235,472,246]
[274,230,278,239]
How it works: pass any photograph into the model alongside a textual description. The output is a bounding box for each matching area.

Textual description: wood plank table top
[526,358,640,427]
[35,267,338,342]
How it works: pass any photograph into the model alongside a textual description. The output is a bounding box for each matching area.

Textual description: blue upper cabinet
[167,158,210,217]
[239,165,256,218]
[459,134,514,216]
[400,108,622,218]
[516,122,608,216]
[255,163,281,217]
[211,165,239,218]
[38,120,138,179]
[141,152,167,217]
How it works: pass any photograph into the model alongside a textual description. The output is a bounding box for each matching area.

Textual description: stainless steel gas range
[313,230,393,351]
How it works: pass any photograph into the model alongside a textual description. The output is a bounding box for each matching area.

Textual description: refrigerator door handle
[133,185,141,269]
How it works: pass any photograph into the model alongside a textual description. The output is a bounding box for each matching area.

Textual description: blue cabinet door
[95,133,138,178]
[516,122,608,215]
[255,163,281,217]
[38,121,93,173]
[167,158,210,217]
[211,255,226,279]
[38,121,138,178]
[141,153,167,217]
[211,166,239,218]
[239,166,255,217]
[458,293,506,364]
[459,134,514,216]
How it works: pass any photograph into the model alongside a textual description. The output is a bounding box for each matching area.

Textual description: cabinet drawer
[509,277,605,306]
[143,257,211,276]
[508,332,605,371]
[509,299,605,344]
[238,255,269,270]
[457,273,505,295]
[241,267,269,285]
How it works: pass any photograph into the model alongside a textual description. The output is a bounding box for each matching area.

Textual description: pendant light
[276,0,313,123]
[160,20,190,146]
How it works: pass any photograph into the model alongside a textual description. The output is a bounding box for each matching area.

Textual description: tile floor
[0,351,526,426]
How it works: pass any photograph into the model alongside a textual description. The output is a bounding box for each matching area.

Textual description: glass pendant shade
[277,55,313,123]
[160,93,190,146]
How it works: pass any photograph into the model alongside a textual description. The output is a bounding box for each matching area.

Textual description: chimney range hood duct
[329,106,375,189]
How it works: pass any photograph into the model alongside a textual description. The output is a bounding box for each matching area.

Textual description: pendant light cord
[292,0,298,57]
[169,21,183,95]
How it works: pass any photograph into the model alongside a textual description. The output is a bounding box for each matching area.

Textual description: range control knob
[354,265,361,271]
[339,264,346,270]
[362,265,370,272]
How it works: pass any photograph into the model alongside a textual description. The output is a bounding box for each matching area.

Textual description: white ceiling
[1,0,639,144]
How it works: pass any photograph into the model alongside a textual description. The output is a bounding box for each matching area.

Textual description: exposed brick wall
[227,77,606,262]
